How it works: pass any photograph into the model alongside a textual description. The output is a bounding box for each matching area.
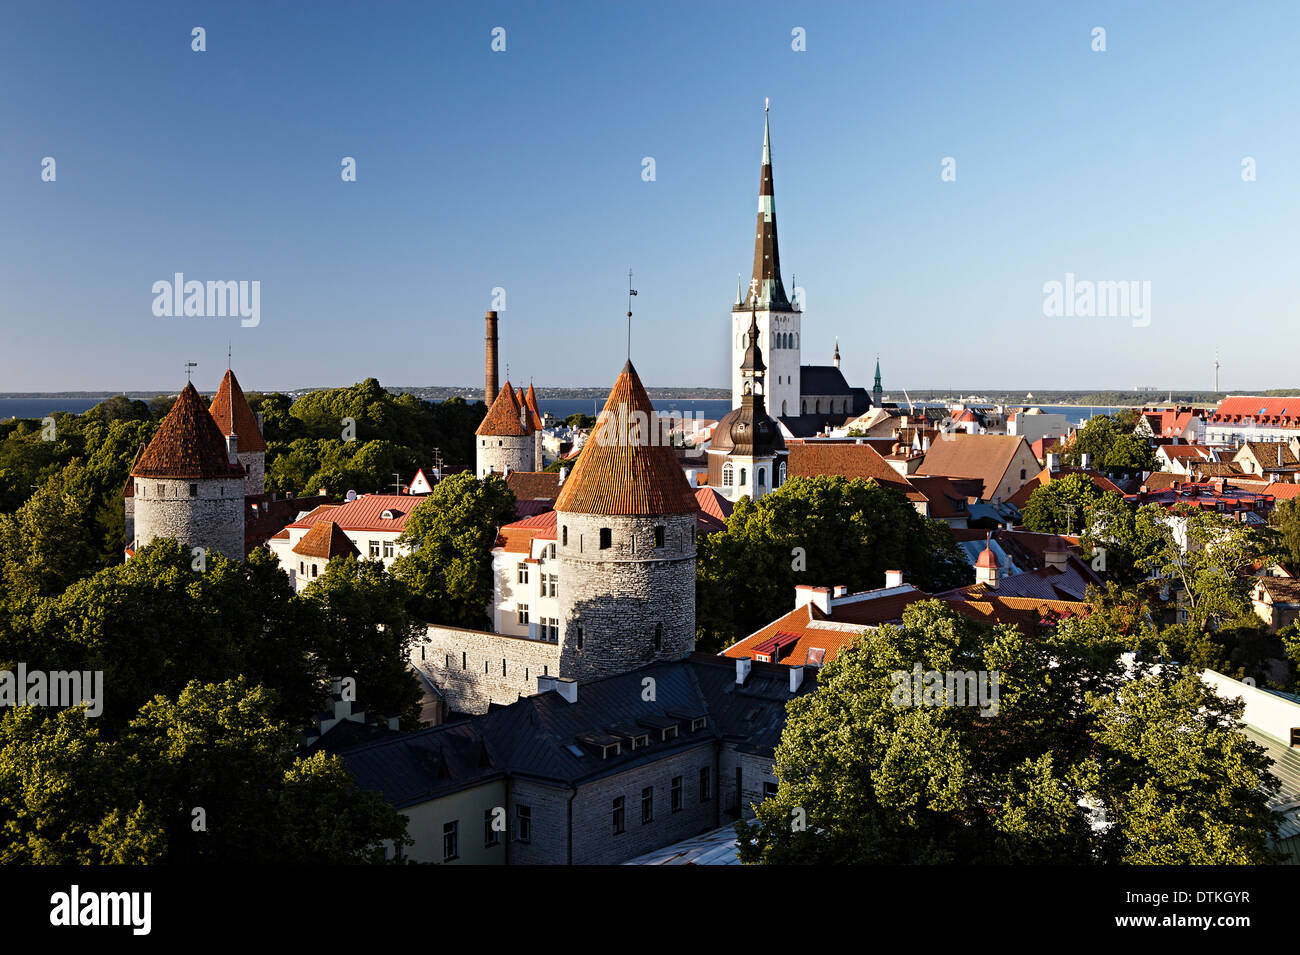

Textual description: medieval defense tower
[553,360,700,682]
[129,382,246,559]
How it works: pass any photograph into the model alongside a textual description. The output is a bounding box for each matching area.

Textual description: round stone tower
[209,368,266,497]
[130,381,246,560]
[554,360,700,683]
[475,380,535,478]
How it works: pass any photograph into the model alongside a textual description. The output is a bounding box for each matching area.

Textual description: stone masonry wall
[556,511,696,683]
[238,450,265,497]
[477,435,533,478]
[133,476,244,560]
[416,624,561,715]
[568,741,719,865]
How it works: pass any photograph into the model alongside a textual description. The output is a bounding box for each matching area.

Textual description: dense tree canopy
[695,476,973,652]
[393,471,516,628]
[739,601,1283,864]
[0,681,408,864]
[1061,412,1156,473]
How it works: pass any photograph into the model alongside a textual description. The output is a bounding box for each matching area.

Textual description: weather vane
[185,361,198,383]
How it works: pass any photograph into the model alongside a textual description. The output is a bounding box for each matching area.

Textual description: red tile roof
[786,443,921,500]
[476,381,529,437]
[943,596,1089,630]
[506,470,561,501]
[1265,482,1300,500]
[1210,396,1300,426]
[694,487,734,523]
[292,520,361,559]
[131,383,245,480]
[553,361,699,516]
[288,494,428,532]
[915,434,1031,500]
[496,510,558,553]
[524,383,543,431]
[209,369,266,453]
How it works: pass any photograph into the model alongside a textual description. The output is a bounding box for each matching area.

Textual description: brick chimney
[484,310,499,406]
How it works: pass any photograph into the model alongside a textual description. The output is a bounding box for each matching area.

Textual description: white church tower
[731,101,801,418]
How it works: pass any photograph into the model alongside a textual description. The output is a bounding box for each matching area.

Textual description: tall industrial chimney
[484,310,499,405]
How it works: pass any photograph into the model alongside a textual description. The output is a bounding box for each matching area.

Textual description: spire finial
[626,269,638,361]
[227,340,232,370]
[185,360,197,383]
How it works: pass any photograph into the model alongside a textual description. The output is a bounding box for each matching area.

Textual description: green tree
[739,601,1282,864]
[116,678,408,863]
[1021,473,1108,534]
[300,556,423,726]
[392,471,517,628]
[1269,497,1300,571]
[695,476,972,652]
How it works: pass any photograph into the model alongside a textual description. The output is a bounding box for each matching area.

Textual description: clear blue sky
[2,1,1297,394]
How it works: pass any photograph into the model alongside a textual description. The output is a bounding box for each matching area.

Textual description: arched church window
[757,467,766,488]
[778,462,787,486]
[781,400,788,416]
[739,467,747,486]
[722,463,734,487]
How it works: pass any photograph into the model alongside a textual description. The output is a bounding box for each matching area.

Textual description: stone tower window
[599,528,612,549]
[189,483,197,497]
[653,526,665,549]
[577,627,584,649]
[562,526,568,546]
[157,483,165,498]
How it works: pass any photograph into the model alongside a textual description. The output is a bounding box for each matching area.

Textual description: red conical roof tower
[554,361,698,516]
[131,383,245,480]
[209,369,266,452]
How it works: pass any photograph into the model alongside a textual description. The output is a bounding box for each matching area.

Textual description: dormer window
[381,509,396,519]
[629,734,649,750]
[690,717,706,732]
[661,725,678,742]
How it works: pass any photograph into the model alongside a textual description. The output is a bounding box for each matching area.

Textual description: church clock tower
[731,101,801,419]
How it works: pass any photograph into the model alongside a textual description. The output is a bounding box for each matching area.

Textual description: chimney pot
[555,677,578,703]
[735,657,752,685]
[789,666,805,694]
[884,569,904,588]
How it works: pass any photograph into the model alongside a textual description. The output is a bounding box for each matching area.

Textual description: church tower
[475,381,535,478]
[554,360,700,682]
[873,355,883,407]
[209,368,266,498]
[708,306,787,501]
[129,382,246,560]
[732,101,801,418]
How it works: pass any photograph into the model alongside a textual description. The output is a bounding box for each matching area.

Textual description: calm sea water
[0,395,1130,428]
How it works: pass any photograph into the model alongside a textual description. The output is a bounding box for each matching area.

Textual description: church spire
[740,99,791,312]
